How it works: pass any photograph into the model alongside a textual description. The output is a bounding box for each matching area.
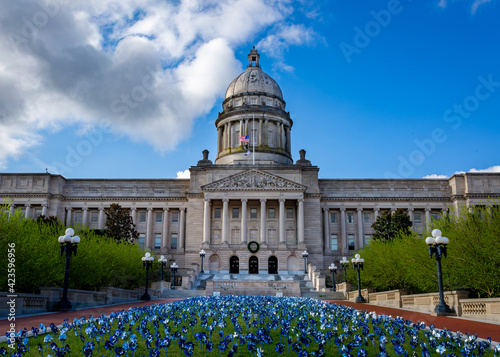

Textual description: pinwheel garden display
[2,296,499,356]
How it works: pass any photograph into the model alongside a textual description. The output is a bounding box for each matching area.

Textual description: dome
[224,48,283,100]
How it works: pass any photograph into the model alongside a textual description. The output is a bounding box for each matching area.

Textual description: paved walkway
[2,298,499,344]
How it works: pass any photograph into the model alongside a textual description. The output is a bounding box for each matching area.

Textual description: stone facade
[1,48,499,277]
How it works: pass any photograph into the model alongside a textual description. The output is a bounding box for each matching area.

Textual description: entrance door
[249,256,259,274]
[268,256,278,274]
[230,256,239,274]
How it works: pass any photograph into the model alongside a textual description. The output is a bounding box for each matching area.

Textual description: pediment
[202,169,306,191]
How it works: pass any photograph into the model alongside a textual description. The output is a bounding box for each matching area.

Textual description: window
[171,233,178,249]
[74,212,83,224]
[330,212,337,223]
[363,213,370,224]
[172,211,179,223]
[268,130,275,147]
[20,208,26,217]
[364,234,372,244]
[91,211,99,223]
[286,229,296,245]
[214,208,221,219]
[348,234,355,250]
[34,208,42,219]
[347,213,354,223]
[155,212,162,223]
[287,208,294,219]
[251,98,257,104]
[250,208,257,219]
[431,213,438,221]
[234,130,240,148]
[155,233,161,249]
[268,208,275,219]
[232,208,239,219]
[251,129,258,146]
[138,234,145,249]
[213,229,221,244]
[414,213,421,224]
[231,229,240,244]
[139,211,147,223]
[330,234,338,251]
[268,229,277,245]
[250,229,258,241]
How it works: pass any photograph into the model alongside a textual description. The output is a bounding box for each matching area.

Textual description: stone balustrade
[0,293,49,316]
[40,287,107,311]
[205,280,300,296]
[400,290,469,315]
[368,289,407,308]
[348,288,374,302]
[460,298,500,322]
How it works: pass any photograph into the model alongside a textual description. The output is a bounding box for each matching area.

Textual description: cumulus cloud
[423,174,448,179]
[423,165,500,178]
[469,165,500,173]
[0,0,318,169]
[176,169,190,179]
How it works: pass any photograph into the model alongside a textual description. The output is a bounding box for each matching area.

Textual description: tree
[371,208,412,242]
[105,203,139,243]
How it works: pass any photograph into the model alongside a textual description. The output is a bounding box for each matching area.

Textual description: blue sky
[1,0,499,179]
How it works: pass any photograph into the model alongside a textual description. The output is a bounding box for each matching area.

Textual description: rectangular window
[155,233,161,249]
[431,213,438,221]
[287,208,294,219]
[139,211,147,223]
[364,234,372,244]
[268,208,275,219]
[232,208,239,219]
[330,212,337,224]
[363,213,370,224]
[34,208,43,219]
[414,213,421,224]
[347,213,354,223]
[90,211,99,223]
[251,98,257,104]
[250,208,257,219]
[155,212,162,223]
[213,229,221,244]
[286,229,296,245]
[20,208,26,217]
[234,130,240,148]
[250,229,258,241]
[231,229,240,244]
[330,234,338,251]
[74,211,83,223]
[172,211,179,223]
[214,208,221,219]
[268,130,275,147]
[251,129,257,146]
[268,229,277,245]
[138,233,145,249]
[171,233,178,249]
[348,234,355,250]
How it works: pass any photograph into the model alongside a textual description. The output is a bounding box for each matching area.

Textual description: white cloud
[469,165,500,173]
[437,0,447,8]
[0,0,317,169]
[176,169,190,179]
[471,0,492,14]
[423,174,448,179]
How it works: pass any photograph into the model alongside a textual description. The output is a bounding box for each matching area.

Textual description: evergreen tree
[105,203,139,243]
[371,208,412,242]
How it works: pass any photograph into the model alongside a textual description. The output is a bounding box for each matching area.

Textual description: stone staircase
[298,274,345,300]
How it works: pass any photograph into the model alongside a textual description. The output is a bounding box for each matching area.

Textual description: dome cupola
[215,48,293,165]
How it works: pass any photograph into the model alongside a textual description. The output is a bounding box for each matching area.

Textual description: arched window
[229,256,239,274]
[268,256,278,274]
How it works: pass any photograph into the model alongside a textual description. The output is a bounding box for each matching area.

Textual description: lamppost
[340,256,349,283]
[170,262,179,290]
[158,255,167,282]
[302,250,309,274]
[351,254,365,303]
[56,228,81,311]
[329,263,338,292]
[426,229,452,314]
[199,249,206,273]
[141,252,154,301]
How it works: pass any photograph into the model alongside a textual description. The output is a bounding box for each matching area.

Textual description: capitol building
[1,48,499,278]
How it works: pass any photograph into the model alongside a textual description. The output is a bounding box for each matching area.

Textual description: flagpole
[252,113,255,166]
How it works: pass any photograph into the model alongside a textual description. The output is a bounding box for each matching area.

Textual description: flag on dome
[239,135,249,143]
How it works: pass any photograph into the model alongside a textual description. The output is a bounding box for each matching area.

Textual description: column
[65,207,71,224]
[285,127,291,152]
[323,208,330,252]
[131,207,137,225]
[408,207,414,223]
[98,207,105,229]
[82,207,88,225]
[179,208,186,249]
[279,199,286,245]
[162,208,169,249]
[25,204,31,219]
[340,208,347,252]
[146,207,153,249]
[297,199,304,244]
[10,203,15,216]
[259,119,263,146]
[374,208,379,219]
[224,123,228,149]
[357,208,364,249]
[41,203,48,217]
[203,199,210,244]
[276,123,281,148]
[264,119,269,146]
[222,199,229,244]
[227,122,232,149]
[245,119,249,136]
[239,119,243,143]
[217,128,221,153]
[241,199,248,244]
[260,199,266,244]
[425,207,431,230]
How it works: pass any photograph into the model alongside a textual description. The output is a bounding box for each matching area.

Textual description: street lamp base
[355,295,366,303]
[200,270,204,274]
[433,303,453,315]
[141,293,151,301]
[55,299,73,312]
